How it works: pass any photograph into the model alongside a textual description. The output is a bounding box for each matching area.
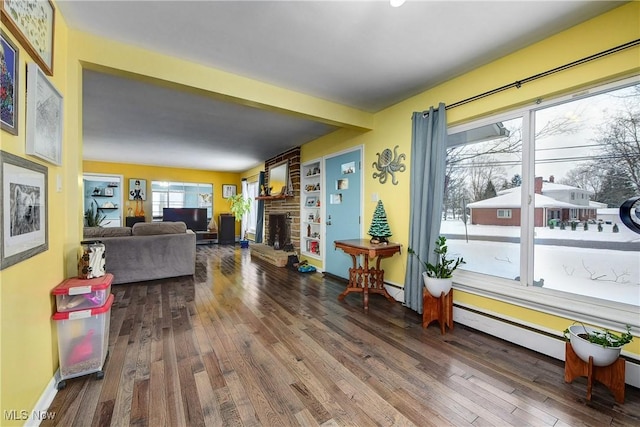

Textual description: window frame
[446,75,640,333]
[151,181,213,220]
[246,180,259,235]
[497,209,512,219]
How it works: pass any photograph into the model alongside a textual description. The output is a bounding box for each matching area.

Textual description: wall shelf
[256,194,292,200]
[301,159,323,260]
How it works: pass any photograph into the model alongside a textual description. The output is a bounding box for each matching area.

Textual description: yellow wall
[300,3,640,287]
[1,2,638,420]
[0,4,79,422]
[299,3,640,349]
[83,161,242,224]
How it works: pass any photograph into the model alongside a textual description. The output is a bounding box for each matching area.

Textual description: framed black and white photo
[26,62,63,165]
[222,184,236,198]
[1,150,48,270]
[1,30,19,135]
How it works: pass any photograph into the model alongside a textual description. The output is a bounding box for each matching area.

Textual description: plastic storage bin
[52,294,113,388]
[52,273,113,312]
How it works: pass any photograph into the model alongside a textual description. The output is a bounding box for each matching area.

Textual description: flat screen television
[163,208,208,231]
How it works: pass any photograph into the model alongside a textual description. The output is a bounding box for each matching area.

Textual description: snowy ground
[440,220,640,306]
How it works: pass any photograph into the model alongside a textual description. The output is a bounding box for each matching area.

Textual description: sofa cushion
[132,221,187,236]
[83,227,132,238]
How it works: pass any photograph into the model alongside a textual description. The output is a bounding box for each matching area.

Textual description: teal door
[324,148,362,279]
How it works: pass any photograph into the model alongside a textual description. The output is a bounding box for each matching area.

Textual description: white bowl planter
[567,324,622,367]
[422,273,452,298]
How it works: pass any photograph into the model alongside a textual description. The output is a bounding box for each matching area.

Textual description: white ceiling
[56,0,625,172]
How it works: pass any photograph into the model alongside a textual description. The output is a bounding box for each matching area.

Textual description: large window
[151,181,213,219]
[246,180,260,235]
[444,78,639,307]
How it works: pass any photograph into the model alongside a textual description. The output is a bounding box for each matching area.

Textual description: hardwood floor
[44,245,640,426]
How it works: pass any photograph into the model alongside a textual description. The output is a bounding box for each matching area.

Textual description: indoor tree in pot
[408,236,465,297]
[84,200,106,227]
[564,323,633,366]
[227,194,252,248]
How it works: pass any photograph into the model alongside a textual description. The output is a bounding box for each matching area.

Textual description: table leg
[363,255,370,311]
[338,254,359,301]
[373,255,396,303]
[336,250,398,311]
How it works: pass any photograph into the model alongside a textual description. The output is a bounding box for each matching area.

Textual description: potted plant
[84,200,106,227]
[226,194,252,248]
[564,323,633,366]
[408,236,465,297]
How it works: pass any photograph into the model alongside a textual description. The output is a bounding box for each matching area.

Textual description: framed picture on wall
[0,0,55,75]
[25,62,63,165]
[1,150,48,270]
[129,179,146,201]
[0,30,19,135]
[222,184,236,198]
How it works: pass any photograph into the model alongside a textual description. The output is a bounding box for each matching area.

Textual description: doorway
[323,147,362,279]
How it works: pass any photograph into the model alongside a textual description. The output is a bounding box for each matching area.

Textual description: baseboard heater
[453,303,640,389]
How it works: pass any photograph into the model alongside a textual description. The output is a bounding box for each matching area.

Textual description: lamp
[390,0,406,7]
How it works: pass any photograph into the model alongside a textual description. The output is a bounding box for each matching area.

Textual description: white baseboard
[26,372,58,426]
[383,285,639,388]
[454,306,640,388]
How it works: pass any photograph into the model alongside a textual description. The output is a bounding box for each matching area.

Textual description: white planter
[422,273,452,298]
[568,324,622,367]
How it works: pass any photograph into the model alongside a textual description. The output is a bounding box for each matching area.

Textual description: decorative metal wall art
[372,145,406,185]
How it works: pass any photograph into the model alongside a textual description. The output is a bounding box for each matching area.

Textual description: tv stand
[196,231,217,245]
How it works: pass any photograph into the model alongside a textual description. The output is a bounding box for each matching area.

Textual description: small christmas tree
[368,200,392,244]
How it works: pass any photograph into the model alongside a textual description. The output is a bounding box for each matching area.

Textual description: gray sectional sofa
[83,221,196,284]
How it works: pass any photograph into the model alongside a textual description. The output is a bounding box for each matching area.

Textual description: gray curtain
[404,103,448,313]
[255,172,265,243]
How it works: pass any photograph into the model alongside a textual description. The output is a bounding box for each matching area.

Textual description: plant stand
[564,342,625,403]
[422,288,453,334]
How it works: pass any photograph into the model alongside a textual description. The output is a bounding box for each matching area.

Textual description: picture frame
[1,150,48,270]
[1,30,19,135]
[222,184,236,198]
[26,62,63,165]
[305,196,318,207]
[341,161,355,175]
[0,0,55,75]
[103,187,114,197]
[129,179,146,201]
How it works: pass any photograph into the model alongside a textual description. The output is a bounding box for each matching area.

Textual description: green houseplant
[408,236,465,297]
[84,200,106,227]
[227,194,252,247]
[564,323,633,366]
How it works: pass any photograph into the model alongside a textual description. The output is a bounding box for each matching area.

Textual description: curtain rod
[442,39,640,111]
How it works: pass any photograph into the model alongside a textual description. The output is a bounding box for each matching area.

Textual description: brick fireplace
[263,147,300,252]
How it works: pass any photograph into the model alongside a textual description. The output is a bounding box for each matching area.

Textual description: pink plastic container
[52,273,113,312]
[52,294,113,382]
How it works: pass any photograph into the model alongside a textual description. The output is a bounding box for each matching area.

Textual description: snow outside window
[445,78,639,308]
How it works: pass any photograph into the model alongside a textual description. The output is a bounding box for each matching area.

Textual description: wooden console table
[334,239,401,311]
